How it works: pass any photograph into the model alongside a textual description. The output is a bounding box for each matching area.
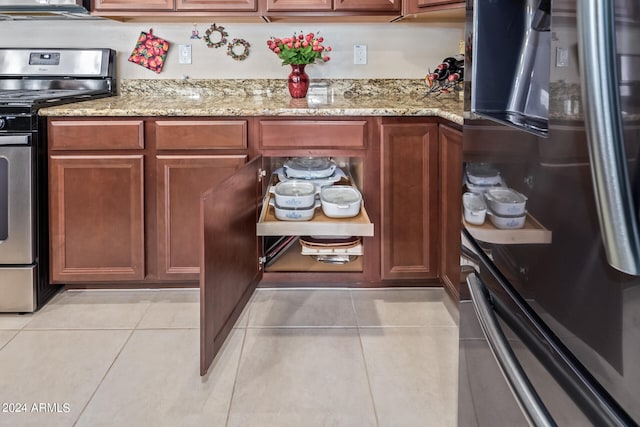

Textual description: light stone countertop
[38,79,465,125]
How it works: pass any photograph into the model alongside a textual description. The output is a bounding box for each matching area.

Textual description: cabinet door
[265,0,331,11]
[404,0,463,14]
[335,0,400,11]
[156,155,247,281]
[201,156,262,376]
[417,0,460,6]
[93,0,173,10]
[439,124,462,299]
[380,123,438,280]
[176,0,256,10]
[49,155,145,282]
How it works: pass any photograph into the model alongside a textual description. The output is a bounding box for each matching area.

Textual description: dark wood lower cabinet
[49,155,145,282]
[48,117,249,285]
[156,155,247,281]
[439,124,463,300]
[48,115,465,375]
[380,121,439,281]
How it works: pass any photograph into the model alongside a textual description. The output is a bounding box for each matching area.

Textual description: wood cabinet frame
[438,124,462,300]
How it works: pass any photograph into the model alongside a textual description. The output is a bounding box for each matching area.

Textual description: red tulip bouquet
[266,31,331,65]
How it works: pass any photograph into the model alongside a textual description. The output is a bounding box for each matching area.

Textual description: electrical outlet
[556,47,569,67]
[458,40,465,55]
[179,44,192,64]
[354,45,367,65]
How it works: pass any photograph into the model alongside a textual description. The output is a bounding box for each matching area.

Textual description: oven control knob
[0,118,5,129]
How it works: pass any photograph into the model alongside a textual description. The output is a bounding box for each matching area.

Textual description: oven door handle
[577,0,640,275]
[0,135,29,146]
[467,273,557,427]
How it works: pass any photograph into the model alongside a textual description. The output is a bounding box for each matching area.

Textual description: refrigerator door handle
[577,1,640,275]
[467,273,557,427]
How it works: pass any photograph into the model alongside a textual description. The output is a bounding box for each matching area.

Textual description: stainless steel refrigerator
[459,0,640,425]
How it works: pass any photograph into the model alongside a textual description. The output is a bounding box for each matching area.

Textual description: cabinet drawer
[257,190,374,237]
[49,120,144,151]
[155,120,247,150]
[259,120,367,149]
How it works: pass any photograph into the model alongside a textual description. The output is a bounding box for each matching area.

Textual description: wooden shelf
[257,189,374,237]
[463,213,552,245]
[265,239,363,272]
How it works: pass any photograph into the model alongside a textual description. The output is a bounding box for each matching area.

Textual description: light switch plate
[354,45,367,65]
[179,44,192,64]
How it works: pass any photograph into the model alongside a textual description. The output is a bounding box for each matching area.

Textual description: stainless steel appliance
[0,0,91,19]
[460,0,640,425]
[0,48,115,312]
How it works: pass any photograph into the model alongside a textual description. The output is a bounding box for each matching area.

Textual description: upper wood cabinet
[265,0,398,11]
[266,0,331,11]
[92,0,256,12]
[403,0,463,15]
[335,0,399,11]
[93,0,173,10]
[176,0,256,10]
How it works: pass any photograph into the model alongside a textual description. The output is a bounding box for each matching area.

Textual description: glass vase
[287,64,309,98]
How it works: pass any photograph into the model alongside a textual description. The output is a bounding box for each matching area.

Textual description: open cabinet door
[200,156,263,376]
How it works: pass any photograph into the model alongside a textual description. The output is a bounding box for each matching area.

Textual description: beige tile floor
[0,288,458,427]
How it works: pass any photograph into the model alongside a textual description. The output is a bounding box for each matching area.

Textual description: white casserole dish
[269,180,317,208]
[320,185,362,218]
[269,199,320,221]
[465,163,502,186]
[284,157,337,179]
[484,188,527,216]
[275,167,346,190]
[488,211,527,229]
[463,192,487,225]
[464,175,505,194]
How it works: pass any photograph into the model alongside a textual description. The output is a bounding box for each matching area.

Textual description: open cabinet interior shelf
[463,212,552,244]
[264,238,363,272]
[256,168,374,237]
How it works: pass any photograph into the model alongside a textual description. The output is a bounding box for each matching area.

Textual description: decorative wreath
[227,38,251,61]
[203,24,228,49]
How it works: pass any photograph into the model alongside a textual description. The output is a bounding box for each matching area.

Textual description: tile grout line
[225,327,249,427]
[132,299,156,330]
[0,329,21,352]
[350,289,381,427]
[68,295,153,425]
[72,328,136,427]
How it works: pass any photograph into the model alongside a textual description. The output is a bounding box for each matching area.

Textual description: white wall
[0,19,464,80]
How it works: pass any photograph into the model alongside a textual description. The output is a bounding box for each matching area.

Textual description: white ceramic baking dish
[488,211,527,229]
[484,188,527,216]
[465,163,502,186]
[269,180,317,208]
[463,192,487,225]
[269,199,320,221]
[319,185,362,218]
[464,175,505,194]
[284,157,337,179]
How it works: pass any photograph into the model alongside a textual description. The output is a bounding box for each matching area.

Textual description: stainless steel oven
[0,133,36,311]
[0,48,115,312]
